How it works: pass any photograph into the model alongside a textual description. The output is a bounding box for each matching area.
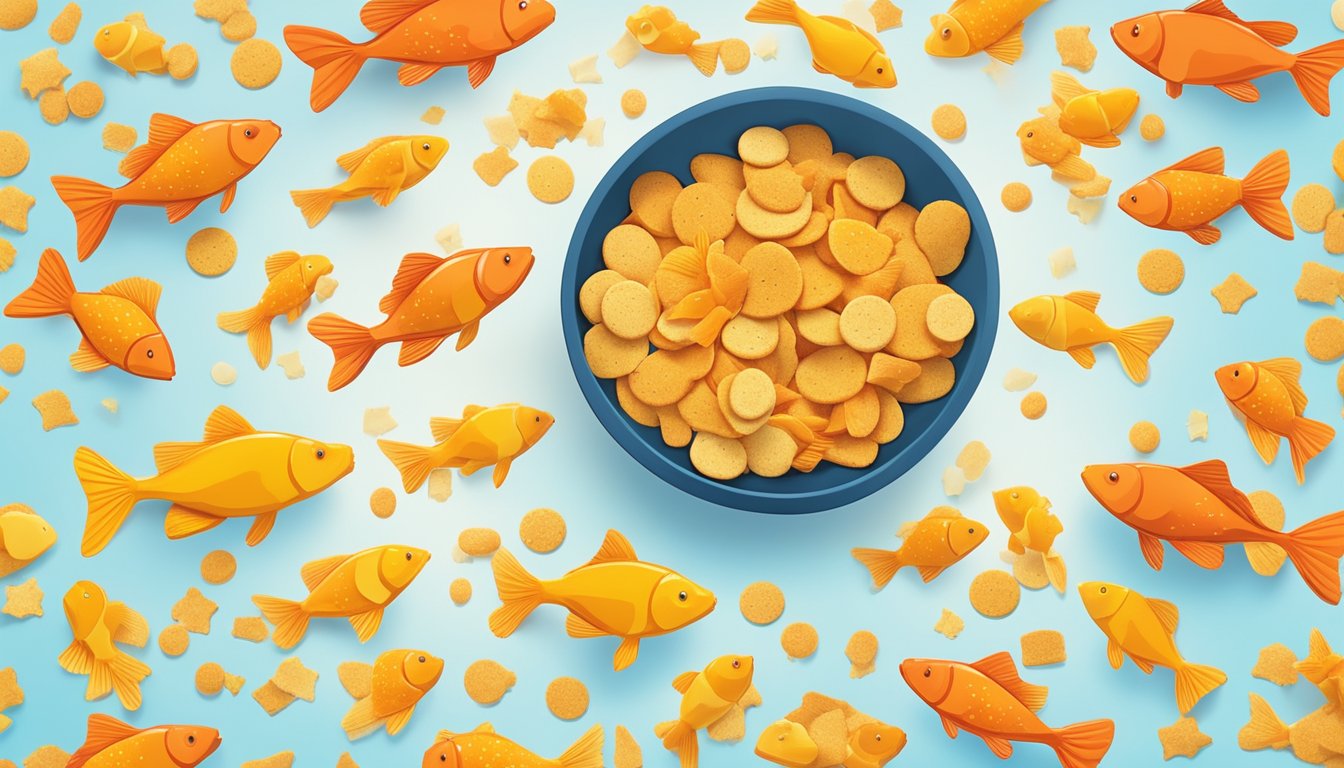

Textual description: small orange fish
[1216,358,1335,483]
[925,0,1051,64]
[380,403,554,491]
[630,5,722,77]
[5,248,175,380]
[421,723,604,768]
[52,113,281,260]
[69,714,221,768]
[1239,692,1344,760]
[852,506,989,587]
[59,581,151,711]
[1050,71,1140,149]
[656,655,755,768]
[1119,146,1292,245]
[290,135,449,227]
[217,252,334,369]
[342,649,443,740]
[309,247,534,391]
[285,0,557,112]
[845,722,908,768]
[1016,112,1096,181]
[1010,292,1173,384]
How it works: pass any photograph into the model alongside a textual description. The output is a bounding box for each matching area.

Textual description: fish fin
[1244,419,1282,466]
[851,548,903,589]
[466,57,495,89]
[118,143,165,180]
[671,671,697,694]
[462,404,488,419]
[1176,460,1258,522]
[59,640,95,675]
[1283,510,1344,604]
[147,112,196,146]
[1110,315,1173,384]
[428,417,463,444]
[980,735,1013,759]
[1051,154,1096,180]
[308,313,379,391]
[566,613,609,639]
[1174,662,1227,714]
[290,188,336,228]
[1289,39,1344,117]
[927,507,963,519]
[1295,628,1335,681]
[399,336,447,367]
[1166,80,1183,98]
[688,42,721,77]
[1163,146,1225,175]
[50,176,120,261]
[164,505,225,539]
[1185,0,1297,45]
[1107,639,1123,670]
[1065,346,1096,370]
[491,457,513,488]
[458,458,492,476]
[918,565,946,583]
[380,252,445,314]
[4,248,75,317]
[164,197,206,224]
[69,714,143,768]
[1064,290,1101,312]
[970,651,1048,712]
[1240,149,1293,240]
[456,320,480,351]
[657,720,698,768]
[359,0,434,34]
[1008,536,1026,554]
[614,636,640,672]
[1185,225,1221,245]
[1239,693,1290,751]
[1129,654,1155,674]
[283,25,366,112]
[588,529,638,565]
[301,554,349,591]
[106,602,149,647]
[202,404,255,442]
[384,704,414,736]
[1044,550,1068,592]
[100,276,162,319]
[471,723,492,734]
[1077,135,1121,149]
[245,511,278,547]
[558,725,604,768]
[69,339,111,373]
[1245,542,1287,577]
[941,715,959,738]
[1258,358,1305,411]
[105,652,151,711]
[265,250,302,280]
[1144,596,1181,634]
[745,0,801,27]
[1138,532,1165,570]
[349,607,384,643]
[253,595,310,650]
[1171,539,1225,569]
[984,22,1025,65]
[340,696,385,741]
[399,62,444,87]
[218,182,237,214]
[243,314,274,369]
[1215,80,1260,103]
[286,304,305,323]
[1052,719,1115,768]
[73,446,137,557]
[488,548,545,637]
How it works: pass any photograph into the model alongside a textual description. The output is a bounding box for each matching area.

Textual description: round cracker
[780,622,818,659]
[195,661,224,695]
[458,527,501,557]
[66,81,103,119]
[747,163,807,214]
[1012,550,1051,590]
[782,124,832,165]
[890,284,954,360]
[672,182,737,243]
[369,486,396,518]
[796,347,866,404]
[546,676,589,720]
[925,292,975,342]
[0,131,29,177]
[1139,114,1164,141]
[828,219,893,276]
[600,280,657,340]
[717,374,769,436]
[630,171,681,238]
[1306,316,1344,362]
[230,38,282,89]
[914,200,971,276]
[743,424,796,477]
[0,0,36,30]
[730,367,776,419]
[527,155,574,204]
[931,104,967,140]
[160,624,190,657]
[877,203,919,243]
[464,660,516,705]
[840,295,897,352]
[186,227,237,276]
[449,578,472,605]
[520,507,566,553]
[795,248,844,310]
[1137,249,1185,294]
[1020,391,1047,420]
[969,569,1020,618]
[621,89,647,118]
[580,269,625,324]
[897,358,956,404]
[796,307,842,346]
[583,324,647,378]
[603,224,661,282]
[1292,184,1335,234]
[1129,420,1160,453]
[871,389,905,443]
[168,43,199,80]
[38,88,69,125]
[846,630,878,667]
[221,10,257,41]
[740,242,803,317]
[200,550,237,585]
[720,37,751,74]
[630,345,713,406]
[1001,182,1032,212]
[736,188,811,240]
[739,581,785,624]
[721,314,779,360]
[738,126,789,167]
[845,156,905,210]
[689,432,747,480]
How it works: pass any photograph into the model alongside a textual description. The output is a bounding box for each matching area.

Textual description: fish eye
[941,27,951,39]
[876,734,882,742]
[146,349,154,358]
[732,659,740,668]
[1100,586,1108,594]
[406,552,413,561]
[1025,131,1034,139]
[439,755,447,763]
[187,735,195,745]
[422,142,430,150]
[1131,23,1141,36]
[1010,492,1018,499]
[535,415,540,422]
[968,527,975,534]
[923,667,931,677]
[1130,194,1138,203]
[519,0,527,8]
[503,253,512,265]
[316,449,325,459]
[678,590,687,602]
[418,655,426,663]
[876,67,884,75]
[103,29,109,36]
[244,128,254,138]
[1232,369,1240,377]
[1108,471,1118,483]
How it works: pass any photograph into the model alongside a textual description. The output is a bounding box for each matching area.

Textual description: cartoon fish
[901,653,1114,767]
[59,581,151,711]
[655,655,755,768]
[94,20,169,76]
[421,723,603,768]
[1296,629,1344,710]
[852,506,988,587]
[308,247,534,391]
[628,6,723,77]
[1050,71,1140,149]
[341,649,443,740]
[844,722,908,768]
[1112,0,1344,116]
[1009,292,1173,384]
[754,720,818,768]
[1121,146,1291,245]
[489,530,716,671]
[6,249,175,380]
[51,113,281,260]
[1016,112,1096,181]
[217,252,333,369]
[992,486,1066,592]
[664,236,748,347]
[0,504,57,577]
[291,135,449,228]
[253,544,430,650]
[1216,358,1335,484]
[745,0,896,88]
[379,404,554,491]
[68,714,221,768]
[72,405,354,556]
[925,0,1051,64]
[284,0,557,112]
[1081,460,1344,603]
[1239,693,1344,763]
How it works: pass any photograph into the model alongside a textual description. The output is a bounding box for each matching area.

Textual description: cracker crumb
[420,106,445,125]
[1251,643,1298,686]
[1020,391,1047,420]
[754,34,779,60]
[427,468,452,501]
[101,122,137,153]
[232,616,268,643]
[1002,367,1036,391]
[435,223,463,254]
[869,0,902,31]
[1158,717,1212,760]
[1139,114,1164,141]
[569,54,602,84]
[609,31,641,68]
[362,406,397,436]
[2,577,42,618]
[615,725,643,768]
[1048,247,1075,278]
[1187,410,1208,441]
[32,389,77,430]
[271,657,318,702]
[1055,26,1096,71]
[171,587,217,634]
[1020,629,1066,666]
[934,608,964,638]
[210,361,237,386]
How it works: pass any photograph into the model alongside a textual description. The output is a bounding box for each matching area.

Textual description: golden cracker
[931,104,966,141]
[545,676,589,720]
[527,155,574,204]
[31,389,77,430]
[1020,629,1066,666]
[780,621,818,659]
[230,38,281,90]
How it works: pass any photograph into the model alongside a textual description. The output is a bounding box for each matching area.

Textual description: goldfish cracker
[59,581,151,710]
[341,649,441,740]
[746,0,896,88]
[853,507,988,587]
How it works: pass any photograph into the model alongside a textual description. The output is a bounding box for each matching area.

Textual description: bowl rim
[561,86,999,514]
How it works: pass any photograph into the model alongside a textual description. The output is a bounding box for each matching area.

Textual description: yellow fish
[1009,291,1173,384]
[1296,629,1344,710]
[627,5,722,77]
[844,722,908,768]
[1239,693,1344,763]
[291,135,449,227]
[0,504,57,577]
[755,720,818,768]
[1216,358,1335,484]
[992,486,1066,592]
[342,649,443,740]
[925,0,1051,64]
[852,506,989,587]
[655,655,755,768]
[489,530,716,671]
[253,544,430,650]
[58,581,151,711]
[94,20,169,76]
[73,405,354,556]
[746,0,896,89]
[421,723,603,768]
[217,252,334,369]
[1016,111,1096,181]
[1050,71,1140,149]
[663,235,749,347]
[379,403,554,492]
[1079,582,1226,714]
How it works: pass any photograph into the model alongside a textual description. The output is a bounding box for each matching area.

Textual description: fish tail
[1174,661,1227,714]
[377,440,436,493]
[1239,149,1293,241]
[283,25,366,112]
[851,547,903,589]
[1109,315,1173,384]
[688,41,721,77]
[1238,693,1290,751]
[1286,415,1335,484]
[745,0,799,26]
[4,248,76,318]
[289,187,337,228]
[557,724,604,768]
[1051,719,1115,768]
[216,306,275,368]
[73,446,138,558]
[101,651,151,711]
[1282,509,1344,604]
[654,720,698,768]
[307,312,379,391]
[50,175,120,261]
[340,696,384,741]
[252,595,310,650]
[488,547,545,638]
[1290,39,1344,117]
[1294,628,1334,681]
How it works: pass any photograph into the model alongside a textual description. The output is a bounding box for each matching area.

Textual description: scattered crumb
[569,54,602,84]
[1187,410,1208,441]
[754,34,779,60]
[545,676,589,720]
[608,31,641,68]
[1212,273,1256,313]
[172,587,217,634]
[210,361,237,386]
[102,122,137,153]
[427,468,452,501]
[232,616,268,643]
[32,390,77,430]
[1048,247,1075,278]
[1020,629,1066,666]
[473,146,519,187]
[436,223,463,254]
[1002,368,1036,391]
[362,406,396,436]
[420,106,445,125]
[869,0,902,31]
[271,657,318,702]
[934,608,964,639]
[1252,643,1299,686]
[2,577,43,618]
[275,351,304,379]
[942,465,967,496]
[1055,26,1096,71]
[621,89,647,119]
[1020,391,1047,420]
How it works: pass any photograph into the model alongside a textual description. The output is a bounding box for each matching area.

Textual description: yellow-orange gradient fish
[655,655,755,768]
[291,135,449,227]
[68,714,220,768]
[94,21,170,76]
[1050,71,1140,149]
[217,252,334,369]
[925,0,1051,64]
[1010,291,1173,384]
[379,404,554,491]
[421,723,603,768]
[341,649,443,740]
[630,5,723,77]
[59,581,151,711]
[852,507,989,587]
[1216,358,1335,483]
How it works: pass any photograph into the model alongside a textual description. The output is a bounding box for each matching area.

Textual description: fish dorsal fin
[301,554,349,591]
[588,529,637,565]
[462,404,488,419]
[148,113,197,148]
[430,417,464,443]
[1183,0,1297,45]
[1065,291,1101,313]
[68,714,143,768]
[336,136,403,174]
[1176,460,1259,522]
[100,277,162,319]
[1050,70,1092,108]
[1258,358,1307,413]
[672,671,697,695]
[970,652,1048,712]
[897,520,917,539]
[472,722,494,734]
[202,405,255,443]
[927,506,963,519]
[153,441,206,473]
[1146,596,1180,634]
[360,0,434,34]
[379,252,445,315]
[265,251,302,281]
[437,730,456,741]
[1163,147,1225,175]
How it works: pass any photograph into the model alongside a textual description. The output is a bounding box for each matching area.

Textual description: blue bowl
[562,87,999,514]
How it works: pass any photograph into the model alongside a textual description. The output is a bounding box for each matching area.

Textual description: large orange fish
[1082,460,1344,604]
[421,723,603,768]
[69,714,221,768]
[901,653,1114,768]
[1217,358,1335,483]
[5,248,175,380]
[1119,147,1291,245]
[285,0,557,112]
[51,113,281,260]
[1112,0,1344,116]
[308,248,534,391]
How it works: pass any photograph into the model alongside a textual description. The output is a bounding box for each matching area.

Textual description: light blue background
[2,1,1343,766]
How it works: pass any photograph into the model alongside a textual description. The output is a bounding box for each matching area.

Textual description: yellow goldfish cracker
[584,325,647,379]
[1292,184,1335,234]
[690,433,748,480]
[473,147,518,187]
[196,662,225,696]
[368,487,396,519]
[165,43,198,79]
[846,630,879,678]
[1001,182,1032,212]
[527,156,574,205]
[66,81,103,119]
[230,38,282,89]
[185,227,237,277]
[210,362,237,386]
[546,676,589,720]
[630,171,682,238]
[926,293,975,343]
[1070,175,1111,200]
[458,528,501,557]
[241,753,294,768]
[896,358,956,404]
[1252,643,1298,686]
[1294,262,1343,305]
[1211,273,1257,313]
[1158,717,1212,760]
[19,49,70,98]
[1136,113,1165,142]
[1128,421,1160,454]
[1054,25,1096,71]
[601,281,658,340]
[1138,249,1185,295]
[1326,209,1344,254]
[449,578,472,606]
[0,344,24,374]
[232,616,267,643]
[956,440,991,481]
[621,89,647,119]
[32,389,77,431]
[1306,316,1344,362]
[0,186,35,232]
[869,0,902,30]
[1020,630,1067,667]
[1020,391,1047,420]
[271,657,318,702]
[969,569,1020,618]
[739,581,785,625]
[914,201,970,276]
[783,125,833,165]
[463,660,515,705]
[172,587,217,634]
[2,577,42,618]
[781,622,819,659]
[931,104,967,141]
[0,132,28,177]
[201,550,237,585]
[796,347,867,404]
[672,183,737,242]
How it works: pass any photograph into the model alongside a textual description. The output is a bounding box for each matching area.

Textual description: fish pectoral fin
[1244,420,1282,465]
[1215,81,1261,103]
[70,339,112,373]
[941,716,959,739]
[671,670,697,694]
[1107,639,1124,670]
[164,505,225,540]
[349,607,385,643]
[398,62,445,87]
[285,305,303,323]
[1166,81,1183,98]
[983,22,1025,65]
[1186,225,1221,245]
[455,320,480,351]
[465,57,496,89]
[219,182,237,214]
[359,0,436,34]
[107,602,149,647]
[245,511,278,547]
[1129,654,1156,674]
[980,735,1014,759]
[1171,539,1225,569]
[565,613,609,639]
[371,180,404,207]
[491,458,513,487]
[1051,154,1096,181]
[384,704,415,736]
[398,336,448,367]
[1078,134,1122,149]
[58,640,94,674]
[1044,551,1067,593]
[917,565,946,583]
[1145,596,1182,634]
[1138,532,1166,570]
[163,197,206,224]
[1065,346,1096,370]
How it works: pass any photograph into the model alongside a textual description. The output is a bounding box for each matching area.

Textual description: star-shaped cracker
[2,577,43,618]
[18,48,70,99]
[1212,273,1257,313]
[1157,716,1212,760]
[172,587,217,634]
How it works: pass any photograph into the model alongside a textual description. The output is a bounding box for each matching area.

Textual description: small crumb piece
[1305,316,1344,362]
[1294,261,1343,305]
[483,114,519,150]
[608,31,641,68]
[1055,25,1097,71]
[845,630,878,678]
[569,54,602,84]
[1003,368,1036,392]
[464,659,516,705]
[272,657,318,702]
[1020,391,1047,420]
[956,440,991,481]
[1187,410,1208,441]
[369,487,396,519]
[337,661,372,700]
[172,587,217,634]
[1157,717,1212,760]
[577,117,605,147]
[519,507,566,553]
[0,343,24,374]
[622,89,647,119]
[2,577,43,618]
[158,624,190,656]
[232,616,268,643]
[1129,421,1160,453]
[615,725,643,768]
[32,390,78,430]
[241,752,294,768]
[473,146,519,187]
[1252,643,1299,686]
[869,0,902,30]
[336,754,358,768]
[1048,247,1075,278]
[427,468,452,501]
[1001,182,1031,212]
[102,122,137,153]
[969,569,1020,618]
[0,237,14,272]
[210,362,237,386]
[719,38,751,74]
[931,104,966,141]
[0,186,36,232]
[934,608,964,639]
[314,275,338,301]
[1211,273,1256,313]
[223,672,245,696]
[23,747,69,768]
[449,578,471,606]
[1020,629,1066,666]
[780,622,819,659]
[275,351,304,379]
[1070,175,1111,199]
[362,406,396,436]
[1139,114,1164,141]
[546,676,589,720]
[436,223,463,254]
[942,465,967,496]
[420,106,445,125]
[101,398,118,414]
[754,34,779,60]
[200,550,236,585]
[1066,194,1103,224]
[458,527,501,557]
[739,581,785,625]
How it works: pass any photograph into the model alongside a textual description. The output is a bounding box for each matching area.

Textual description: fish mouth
[203,735,223,761]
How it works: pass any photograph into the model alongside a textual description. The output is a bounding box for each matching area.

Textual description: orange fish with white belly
[217,252,334,369]
[490,530,717,671]
[1217,358,1335,484]
[379,403,554,491]
[68,714,221,768]
[852,506,989,588]
[5,248,174,380]
[285,0,557,112]
[1119,146,1291,245]
[656,655,755,768]
[51,113,281,260]
[421,723,603,768]
[1010,291,1173,384]
[308,247,534,391]
[341,649,443,740]
[59,581,151,711]
[925,0,1051,64]
[73,405,354,556]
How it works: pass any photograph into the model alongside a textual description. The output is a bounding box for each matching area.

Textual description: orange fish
[69,714,221,768]
[1112,0,1344,116]
[5,248,175,380]
[59,581,151,711]
[285,0,557,112]
[901,653,1115,768]
[1119,147,1291,245]
[217,252,334,369]
[852,507,989,587]
[341,649,443,740]
[1082,460,1344,605]
[51,113,281,260]
[421,723,603,768]
[1216,358,1335,483]
[308,247,534,391]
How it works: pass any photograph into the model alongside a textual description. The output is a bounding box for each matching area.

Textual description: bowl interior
[563,88,998,513]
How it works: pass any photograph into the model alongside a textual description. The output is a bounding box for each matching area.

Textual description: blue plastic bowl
[562,87,999,514]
